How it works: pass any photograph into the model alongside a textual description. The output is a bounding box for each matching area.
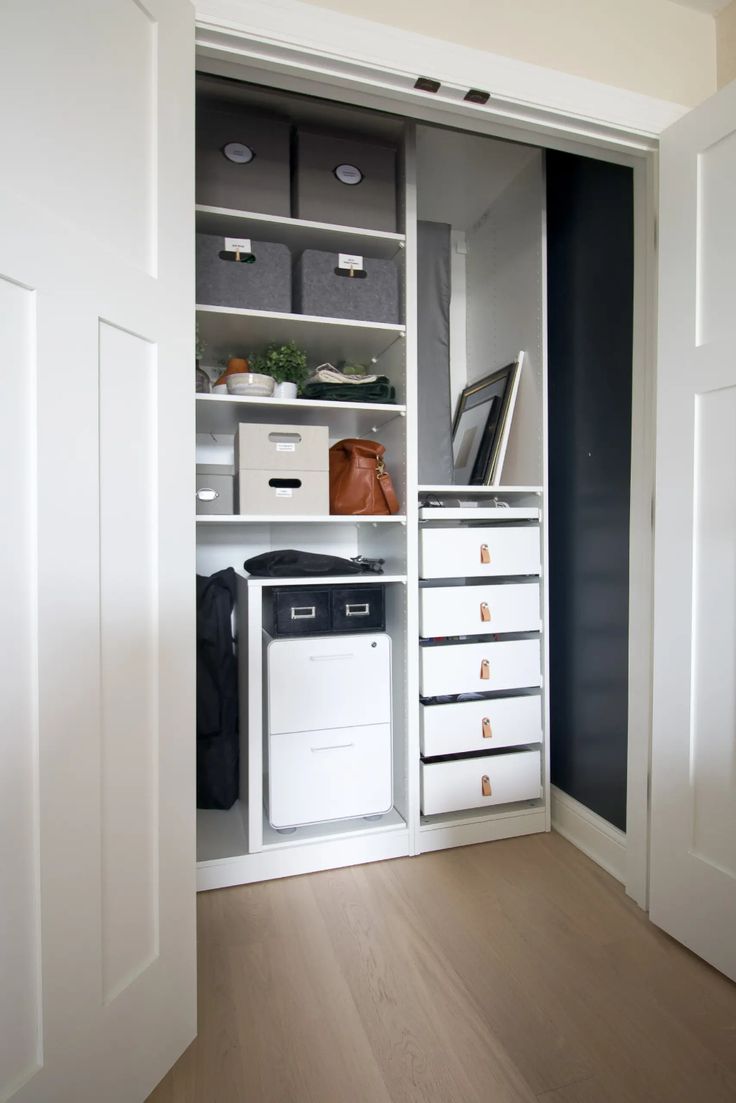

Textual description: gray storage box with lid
[294,250,400,323]
[196,464,234,515]
[196,101,291,216]
[235,423,329,516]
[293,129,398,232]
[196,234,291,312]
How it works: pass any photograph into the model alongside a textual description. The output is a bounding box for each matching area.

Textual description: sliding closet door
[0,2,196,1101]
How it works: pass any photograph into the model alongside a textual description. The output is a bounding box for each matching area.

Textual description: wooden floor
[148,831,736,1103]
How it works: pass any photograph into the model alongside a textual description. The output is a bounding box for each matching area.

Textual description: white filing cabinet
[265,632,393,829]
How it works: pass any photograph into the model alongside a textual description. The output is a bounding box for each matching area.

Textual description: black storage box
[196,99,291,216]
[196,233,291,312]
[269,588,332,637]
[293,128,398,231]
[266,584,385,636]
[331,586,385,632]
[293,250,400,323]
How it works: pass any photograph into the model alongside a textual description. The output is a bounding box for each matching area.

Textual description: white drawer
[420,525,540,579]
[269,723,392,828]
[421,695,542,757]
[419,582,541,638]
[420,639,541,697]
[421,749,542,815]
[268,633,391,735]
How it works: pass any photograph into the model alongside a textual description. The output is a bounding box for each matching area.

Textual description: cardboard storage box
[235,423,329,473]
[196,464,234,515]
[237,470,329,516]
[294,250,400,323]
[196,234,291,312]
[293,129,397,232]
[196,101,291,216]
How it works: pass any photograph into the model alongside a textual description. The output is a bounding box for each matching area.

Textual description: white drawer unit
[268,632,391,734]
[419,582,541,638]
[420,694,542,757]
[421,749,542,816]
[269,723,393,828]
[420,639,541,697]
[419,525,541,579]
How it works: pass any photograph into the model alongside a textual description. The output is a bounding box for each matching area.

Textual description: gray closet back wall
[546,150,634,832]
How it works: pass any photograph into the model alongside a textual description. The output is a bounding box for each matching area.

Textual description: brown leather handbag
[329,439,400,516]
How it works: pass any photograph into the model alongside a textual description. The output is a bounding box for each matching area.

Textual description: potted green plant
[251,341,309,399]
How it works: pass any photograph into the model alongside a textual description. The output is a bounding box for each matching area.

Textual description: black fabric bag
[244,549,384,577]
[197,568,238,810]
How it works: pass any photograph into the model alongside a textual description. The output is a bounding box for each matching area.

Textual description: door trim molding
[551,786,627,883]
[193,0,659,913]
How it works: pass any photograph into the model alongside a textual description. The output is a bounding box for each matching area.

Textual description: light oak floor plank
[148,831,736,1103]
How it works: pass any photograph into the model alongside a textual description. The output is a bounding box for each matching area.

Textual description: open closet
[194,72,633,891]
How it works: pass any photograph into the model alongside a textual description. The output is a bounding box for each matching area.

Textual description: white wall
[295,0,716,107]
[717,0,736,86]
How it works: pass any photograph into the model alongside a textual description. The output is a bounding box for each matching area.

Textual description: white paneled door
[0,2,196,1101]
[651,79,736,982]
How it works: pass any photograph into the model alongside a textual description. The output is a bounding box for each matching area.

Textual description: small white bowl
[226,373,275,397]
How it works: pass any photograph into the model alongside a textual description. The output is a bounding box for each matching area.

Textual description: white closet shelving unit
[195,77,549,892]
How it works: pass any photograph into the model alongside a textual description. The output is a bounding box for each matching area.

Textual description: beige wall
[717,0,736,87]
[298,0,716,106]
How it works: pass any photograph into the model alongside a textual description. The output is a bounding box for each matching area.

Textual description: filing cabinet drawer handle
[480,544,491,564]
[291,606,316,620]
[480,659,490,680]
[482,717,492,739]
[481,774,492,797]
[311,742,355,752]
[480,601,491,622]
[345,603,370,617]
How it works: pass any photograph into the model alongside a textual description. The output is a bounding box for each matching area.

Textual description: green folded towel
[302,377,396,403]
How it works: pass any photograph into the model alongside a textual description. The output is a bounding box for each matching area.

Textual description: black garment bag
[196,568,238,809]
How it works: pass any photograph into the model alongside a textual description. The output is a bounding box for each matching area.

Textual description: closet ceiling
[416,126,538,231]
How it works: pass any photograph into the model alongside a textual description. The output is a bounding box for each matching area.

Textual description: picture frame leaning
[451,352,524,486]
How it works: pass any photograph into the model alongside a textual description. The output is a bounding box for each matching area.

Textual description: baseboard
[551,786,626,883]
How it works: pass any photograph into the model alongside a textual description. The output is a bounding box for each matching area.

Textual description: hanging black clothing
[196,568,239,809]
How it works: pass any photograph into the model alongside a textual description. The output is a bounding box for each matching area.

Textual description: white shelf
[197,801,247,862]
[420,799,545,831]
[196,304,405,364]
[196,514,407,525]
[196,392,406,436]
[196,205,406,261]
[245,574,407,587]
[419,507,540,521]
[419,485,543,495]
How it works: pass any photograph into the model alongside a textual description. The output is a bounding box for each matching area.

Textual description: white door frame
[194,0,665,909]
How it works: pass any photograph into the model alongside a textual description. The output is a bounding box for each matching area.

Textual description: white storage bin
[419,525,541,579]
[421,749,542,816]
[267,633,392,735]
[420,639,541,697]
[236,470,328,516]
[420,695,542,758]
[235,423,328,473]
[419,582,541,637]
[269,722,392,828]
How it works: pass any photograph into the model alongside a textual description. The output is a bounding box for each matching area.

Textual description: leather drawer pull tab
[480,544,491,564]
[481,774,492,797]
[480,659,490,680]
[482,717,492,739]
[480,601,491,622]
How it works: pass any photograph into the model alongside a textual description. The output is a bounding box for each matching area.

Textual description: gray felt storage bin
[196,464,234,515]
[293,129,397,232]
[196,234,291,312]
[196,101,291,216]
[294,251,400,323]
